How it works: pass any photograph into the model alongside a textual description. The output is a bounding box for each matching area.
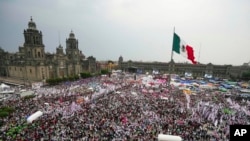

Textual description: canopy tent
[240,89,250,93]
[226,81,237,85]
[0,83,10,89]
[19,91,35,98]
[0,83,13,94]
[127,66,138,73]
[240,83,249,88]
[219,87,228,92]
[221,83,233,89]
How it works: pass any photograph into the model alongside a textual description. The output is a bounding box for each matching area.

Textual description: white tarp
[27,111,43,123]
[160,96,168,100]
[158,134,182,141]
[115,91,121,94]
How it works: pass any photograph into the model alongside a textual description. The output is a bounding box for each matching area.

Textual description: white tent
[0,83,10,89]
[0,83,13,94]
[19,91,34,98]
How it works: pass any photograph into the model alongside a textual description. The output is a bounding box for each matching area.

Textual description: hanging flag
[172,33,197,64]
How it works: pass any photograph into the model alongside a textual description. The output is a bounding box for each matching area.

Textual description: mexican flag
[172,33,197,64]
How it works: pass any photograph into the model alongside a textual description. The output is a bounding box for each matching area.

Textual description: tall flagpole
[198,43,201,64]
[171,27,175,62]
[168,27,175,86]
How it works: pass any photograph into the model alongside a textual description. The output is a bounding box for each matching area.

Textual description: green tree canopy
[242,71,250,81]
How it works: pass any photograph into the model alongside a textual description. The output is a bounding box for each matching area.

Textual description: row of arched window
[25,35,43,45]
[27,49,44,58]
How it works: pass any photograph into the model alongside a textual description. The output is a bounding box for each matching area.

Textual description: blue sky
[0,0,250,65]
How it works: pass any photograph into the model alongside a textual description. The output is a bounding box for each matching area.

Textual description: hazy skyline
[0,0,250,65]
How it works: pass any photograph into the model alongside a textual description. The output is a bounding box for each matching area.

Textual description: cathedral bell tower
[66,30,80,61]
[23,17,45,60]
[65,31,82,76]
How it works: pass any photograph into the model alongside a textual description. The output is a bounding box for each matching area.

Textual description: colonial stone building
[118,56,250,79]
[82,56,98,73]
[0,18,97,85]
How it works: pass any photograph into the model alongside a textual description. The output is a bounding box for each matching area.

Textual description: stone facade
[0,48,8,77]
[118,56,250,79]
[0,18,97,85]
[82,56,98,73]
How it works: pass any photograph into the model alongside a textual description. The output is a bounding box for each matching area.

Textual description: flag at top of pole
[172,33,197,64]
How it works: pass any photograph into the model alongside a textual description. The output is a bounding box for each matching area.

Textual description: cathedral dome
[119,56,123,62]
[69,30,75,39]
[28,17,37,30]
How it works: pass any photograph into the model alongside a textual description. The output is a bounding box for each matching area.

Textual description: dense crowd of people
[0,73,250,141]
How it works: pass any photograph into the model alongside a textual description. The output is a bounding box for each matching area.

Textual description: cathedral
[0,17,97,85]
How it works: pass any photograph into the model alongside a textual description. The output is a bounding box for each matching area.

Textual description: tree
[0,107,15,118]
[241,71,250,81]
[101,69,109,74]
[80,72,92,78]
[107,60,114,64]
